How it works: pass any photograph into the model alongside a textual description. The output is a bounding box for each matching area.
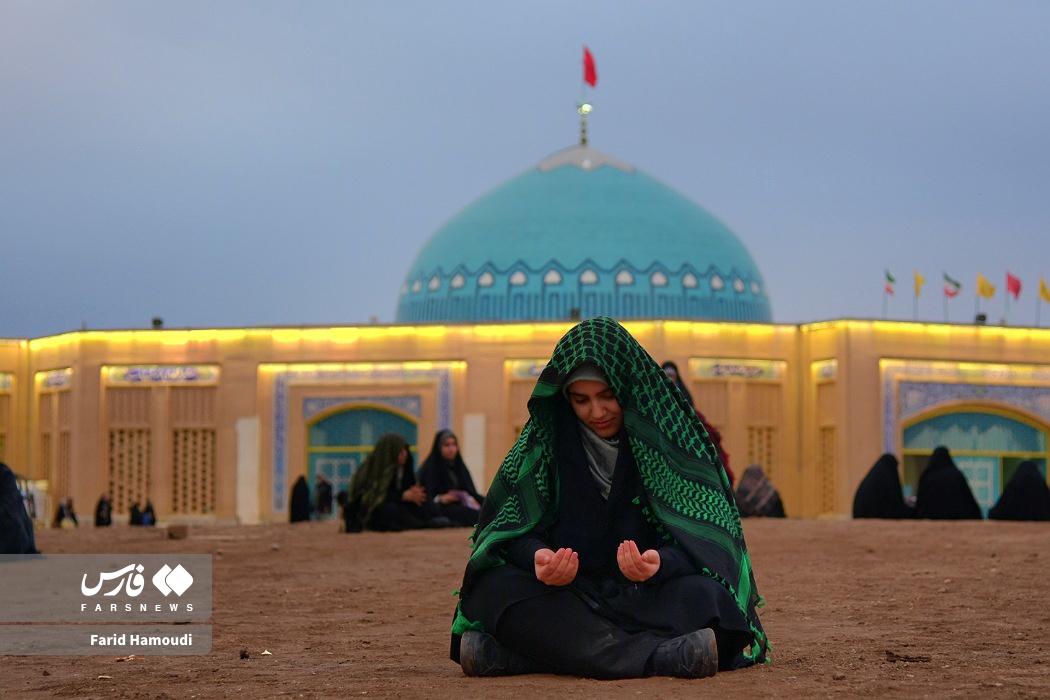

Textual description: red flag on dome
[1006,272,1022,299]
[583,46,597,87]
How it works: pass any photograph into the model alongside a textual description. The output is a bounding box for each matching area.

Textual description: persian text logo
[80,564,194,598]
[81,564,146,597]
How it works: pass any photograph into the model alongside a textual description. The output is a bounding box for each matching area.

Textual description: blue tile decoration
[881,360,1050,454]
[271,364,454,513]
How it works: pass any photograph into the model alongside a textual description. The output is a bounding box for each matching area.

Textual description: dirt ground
[2,517,1048,699]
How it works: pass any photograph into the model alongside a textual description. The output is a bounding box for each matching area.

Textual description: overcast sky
[3,1,1049,338]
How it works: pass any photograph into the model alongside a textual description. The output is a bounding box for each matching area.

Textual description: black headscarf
[914,446,983,520]
[852,453,914,519]
[417,430,483,502]
[988,461,1050,521]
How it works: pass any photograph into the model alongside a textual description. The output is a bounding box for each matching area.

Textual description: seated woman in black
[449,316,769,680]
[988,460,1050,521]
[735,464,786,518]
[1,462,39,554]
[852,453,914,519]
[914,446,983,520]
[417,430,485,527]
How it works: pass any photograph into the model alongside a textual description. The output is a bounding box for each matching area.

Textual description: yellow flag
[914,270,925,297]
[1040,278,1050,303]
[977,273,996,299]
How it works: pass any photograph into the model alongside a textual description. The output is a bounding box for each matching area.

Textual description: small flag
[583,46,597,87]
[914,270,926,298]
[977,273,996,299]
[1006,272,1022,300]
[1041,278,1050,303]
[884,269,896,295]
[943,273,961,298]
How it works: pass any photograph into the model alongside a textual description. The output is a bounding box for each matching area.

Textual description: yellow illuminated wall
[0,319,1046,523]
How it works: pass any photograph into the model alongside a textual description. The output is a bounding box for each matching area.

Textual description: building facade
[2,319,1048,525]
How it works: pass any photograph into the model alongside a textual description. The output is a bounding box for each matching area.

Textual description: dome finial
[578,101,592,146]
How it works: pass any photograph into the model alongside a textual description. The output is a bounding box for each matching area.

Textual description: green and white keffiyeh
[453,316,769,663]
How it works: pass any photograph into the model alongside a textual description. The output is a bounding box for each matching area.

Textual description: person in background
[314,473,334,519]
[418,430,485,527]
[94,493,113,527]
[1,462,39,554]
[913,446,982,520]
[140,500,156,526]
[53,497,79,528]
[987,460,1050,521]
[852,453,914,519]
[735,464,786,518]
[451,316,768,680]
[661,361,735,486]
[344,433,448,532]
[289,475,310,523]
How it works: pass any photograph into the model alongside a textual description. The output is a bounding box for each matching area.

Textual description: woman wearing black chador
[417,430,485,527]
[914,446,982,520]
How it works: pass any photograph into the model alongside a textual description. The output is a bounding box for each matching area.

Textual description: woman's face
[396,447,408,466]
[566,379,623,438]
[440,435,458,461]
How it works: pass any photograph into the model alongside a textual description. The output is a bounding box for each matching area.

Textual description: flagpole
[1004,291,1009,326]
[578,65,588,145]
[579,46,596,146]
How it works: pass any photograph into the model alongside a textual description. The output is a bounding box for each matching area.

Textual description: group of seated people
[852,446,1050,521]
[334,391,788,532]
[338,429,485,532]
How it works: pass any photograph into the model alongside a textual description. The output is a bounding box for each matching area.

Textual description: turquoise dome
[396,144,772,323]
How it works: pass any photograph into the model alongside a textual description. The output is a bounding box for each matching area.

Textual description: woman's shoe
[459,631,539,677]
[651,627,718,679]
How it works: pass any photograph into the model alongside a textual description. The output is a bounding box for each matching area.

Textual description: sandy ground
[1,517,1048,699]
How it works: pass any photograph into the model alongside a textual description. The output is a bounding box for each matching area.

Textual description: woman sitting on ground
[450,316,769,680]
[914,446,982,520]
[735,464,787,518]
[344,433,447,532]
[987,460,1050,521]
[852,453,914,519]
[417,430,485,527]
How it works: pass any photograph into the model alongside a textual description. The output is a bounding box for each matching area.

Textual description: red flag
[1006,272,1021,299]
[583,46,597,87]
